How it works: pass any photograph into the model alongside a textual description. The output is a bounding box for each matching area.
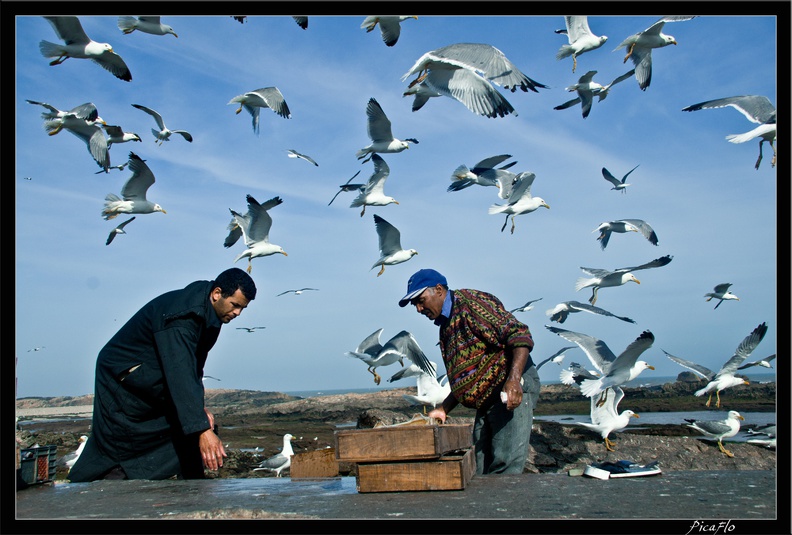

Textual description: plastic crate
[19,445,58,484]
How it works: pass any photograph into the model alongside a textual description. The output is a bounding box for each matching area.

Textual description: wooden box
[334,424,473,463]
[356,448,475,493]
[290,448,339,479]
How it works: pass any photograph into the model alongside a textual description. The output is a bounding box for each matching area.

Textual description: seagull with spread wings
[555,16,609,72]
[601,164,639,194]
[117,16,178,37]
[448,154,518,196]
[546,300,636,325]
[39,16,132,81]
[575,255,673,305]
[402,43,547,118]
[103,124,142,149]
[286,149,318,166]
[534,346,576,371]
[277,288,319,296]
[488,171,550,234]
[370,215,417,277]
[102,153,166,220]
[704,283,740,309]
[131,104,193,145]
[682,95,776,170]
[553,69,634,119]
[350,154,398,217]
[577,386,638,451]
[361,16,417,47]
[346,328,434,385]
[356,98,418,162]
[737,353,775,371]
[106,216,136,245]
[594,219,659,250]
[664,322,768,408]
[509,297,543,314]
[37,102,110,171]
[228,87,291,135]
[229,195,287,273]
[547,325,655,406]
[236,326,266,333]
[614,15,697,90]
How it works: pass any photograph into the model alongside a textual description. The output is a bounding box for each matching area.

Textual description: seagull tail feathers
[556,44,574,60]
[574,277,593,292]
[117,16,137,32]
[488,203,507,215]
[579,378,603,398]
[39,40,64,58]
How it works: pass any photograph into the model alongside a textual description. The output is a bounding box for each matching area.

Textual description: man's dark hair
[214,268,257,300]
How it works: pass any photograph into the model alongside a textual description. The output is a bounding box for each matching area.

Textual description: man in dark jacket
[68,268,257,481]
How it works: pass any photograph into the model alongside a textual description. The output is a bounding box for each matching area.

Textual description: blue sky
[14,8,782,398]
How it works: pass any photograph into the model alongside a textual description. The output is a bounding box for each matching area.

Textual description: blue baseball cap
[398,269,448,307]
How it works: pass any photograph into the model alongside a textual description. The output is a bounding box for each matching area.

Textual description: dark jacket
[69,280,222,481]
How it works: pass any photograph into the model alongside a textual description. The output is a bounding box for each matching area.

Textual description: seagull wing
[601,167,622,187]
[566,301,636,323]
[244,195,282,244]
[717,322,768,376]
[545,325,617,374]
[614,255,673,273]
[121,153,155,200]
[131,104,166,131]
[682,95,775,125]
[252,87,291,118]
[366,98,394,143]
[620,219,659,246]
[374,214,402,256]
[353,328,385,357]
[44,16,91,45]
[381,330,434,376]
[471,154,513,174]
[365,154,390,194]
[662,349,714,380]
[506,172,537,203]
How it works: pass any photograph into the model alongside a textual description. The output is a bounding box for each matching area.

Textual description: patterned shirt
[438,289,534,409]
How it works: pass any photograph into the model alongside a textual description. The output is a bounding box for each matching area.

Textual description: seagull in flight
[39,16,132,81]
[102,152,167,220]
[370,214,417,277]
[664,322,768,408]
[737,353,775,371]
[286,149,318,166]
[594,219,659,250]
[682,95,777,170]
[228,87,291,135]
[546,300,636,325]
[614,16,697,90]
[555,16,609,72]
[229,195,287,273]
[553,69,634,119]
[488,171,550,234]
[347,328,434,385]
[361,15,417,47]
[577,386,638,451]
[448,154,518,196]
[106,216,136,245]
[601,164,639,194]
[236,326,266,333]
[350,154,398,217]
[131,104,193,144]
[575,255,673,305]
[509,297,543,314]
[534,346,576,371]
[277,288,319,296]
[704,283,740,309]
[356,98,418,163]
[117,16,178,37]
[547,325,655,406]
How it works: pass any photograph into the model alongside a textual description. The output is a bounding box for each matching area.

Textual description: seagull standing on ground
[131,104,193,145]
[546,325,655,406]
[682,95,776,170]
[106,216,136,245]
[685,411,744,458]
[102,153,166,220]
[117,16,178,37]
[370,215,417,276]
[704,283,740,309]
[356,98,418,162]
[577,386,638,451]
[347,329,434,385]
[361,16,417,47]
[253,434,295,477]
[601,164,639,193]
[614,16,697,90]
[555,16,609,73]
[575,255,673,305]
[228,87,291,135]
[664,322,768,408]
[229,195,287,273]
[594,219,659,250]
[39,16,132,81]
[58,435,89,473]
[350,154,398,217]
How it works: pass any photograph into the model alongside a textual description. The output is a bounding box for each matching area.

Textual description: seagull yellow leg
[604,437,616,451]
[247,260,252,274]
[705,393,713,407]
[623,43,635,63]
[718,440,734,458]
[377,264,385,277]
[572,55,577,73]
[235,107,243,114]
[715,391,721,408]
[374,372,381,385]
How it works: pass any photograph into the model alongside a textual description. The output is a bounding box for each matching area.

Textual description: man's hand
[502,378,523,410]
[427,407,447,424]
[199,428,226,471]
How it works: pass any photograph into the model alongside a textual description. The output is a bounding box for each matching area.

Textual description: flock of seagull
[24,14,776,461]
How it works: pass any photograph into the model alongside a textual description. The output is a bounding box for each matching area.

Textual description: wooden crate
[334,424,473,463]
[356,448,475,493]
[290,448,339,479]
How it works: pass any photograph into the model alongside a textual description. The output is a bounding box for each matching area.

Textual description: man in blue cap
[399,268,540,474]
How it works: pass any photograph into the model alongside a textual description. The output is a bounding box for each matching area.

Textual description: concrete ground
[12,470,786,533]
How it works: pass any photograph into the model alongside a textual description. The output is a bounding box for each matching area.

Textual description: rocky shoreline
[16,380,777,480]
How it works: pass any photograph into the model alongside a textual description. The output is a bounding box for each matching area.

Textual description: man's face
[410,285,445,321]
[211,288,250,324]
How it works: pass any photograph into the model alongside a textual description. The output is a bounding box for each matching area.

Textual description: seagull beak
[647,365,655,370]
[543,203,550,209]
[632,413,640,419]
[161,209,167,214]
[280,251,288,256]
[738,415,745,420]
[633,277,641,284]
